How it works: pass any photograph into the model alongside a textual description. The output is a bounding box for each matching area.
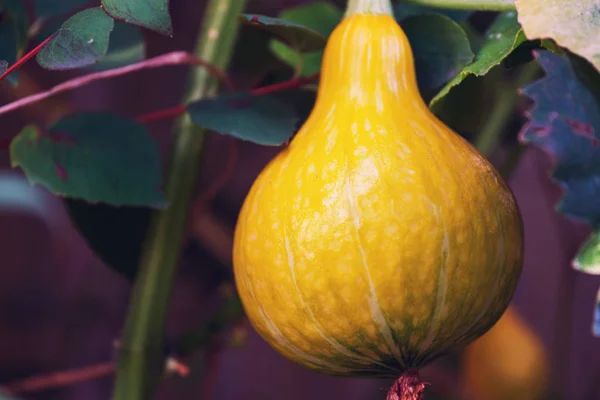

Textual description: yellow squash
[233,0,524,390]
[462,307,549,400]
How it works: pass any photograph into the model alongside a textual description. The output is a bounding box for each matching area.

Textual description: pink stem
[0,51,235,117]
[387,371,426,400]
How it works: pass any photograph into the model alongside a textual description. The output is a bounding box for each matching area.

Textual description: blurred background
[1,0,599,399]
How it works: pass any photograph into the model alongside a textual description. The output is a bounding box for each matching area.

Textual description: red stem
[387,371,426,400]
[0,61,318,150]
[136,105,187,123]
[136,73,320,123]
[0,35,53,81]
[0,51,235,118]
[250,73,319,95]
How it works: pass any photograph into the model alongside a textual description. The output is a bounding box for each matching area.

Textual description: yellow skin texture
[233,14,524,377]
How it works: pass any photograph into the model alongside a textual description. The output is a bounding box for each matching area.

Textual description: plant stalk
[401,0,515,11]
[111,1,246,399]
[346,0,393,15]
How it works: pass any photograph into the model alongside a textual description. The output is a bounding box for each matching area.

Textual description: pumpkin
[462,306,549,400]
[233,0,524,397]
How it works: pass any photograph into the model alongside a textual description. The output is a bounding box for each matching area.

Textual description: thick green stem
[111,1,246,399]
[346,0,514,16]
[401,0,515,11]
[346,0,393,16]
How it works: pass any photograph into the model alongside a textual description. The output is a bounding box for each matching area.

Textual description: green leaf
[187,91,301,146]
[519,51,600,226]
[65,199,151,280]
[430,12,526,108]
[36,7,115,70]
[101,0,172,36]
[268,3,343,77]
[516,0,600,72]
[87,21,145,71]
[34,0,92,18]
[394,3,473,22]
[10,112,166,208]
[402,14,474,95]
[573,231,600,275]
[239,14,327,53]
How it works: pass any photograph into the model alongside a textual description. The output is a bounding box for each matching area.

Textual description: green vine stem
[111,1,246,399]
[346,0,393,15]
[401,0,515,11]
[347,0,515,14]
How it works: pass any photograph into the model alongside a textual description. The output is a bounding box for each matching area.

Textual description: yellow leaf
[516,0,600,71]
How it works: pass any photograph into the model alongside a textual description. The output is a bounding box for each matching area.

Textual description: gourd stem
[345,0,393,16]
[402,0,515,11]
[386,370,426,400]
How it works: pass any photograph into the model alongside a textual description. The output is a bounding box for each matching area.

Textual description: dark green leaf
[519,51,600,227]
[402,14,474,95]
[230,25,281,83]
[36,7,115,70]
[573,231,600,275]
[101,0,172,36]
[34,0,92,18]
[64,199,151,280]
[394,3,473,22]
[10,112,166,208]
[87,21,145,71]
[430,12,526,108]
[268,2,343,77]
[187,91,301,146]
[239,14,327,53]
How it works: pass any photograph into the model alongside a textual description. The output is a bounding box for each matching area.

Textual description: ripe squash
[233,0,524,397]
[462,306,549,400]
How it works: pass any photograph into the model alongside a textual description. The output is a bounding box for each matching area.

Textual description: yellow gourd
[462,306,549,400]
[233,0,524,397]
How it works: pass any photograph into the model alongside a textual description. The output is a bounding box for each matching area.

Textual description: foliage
[0,0,599,397]
[102,0,172,36]
[520,51,600,229]
[34,0,92,18]
[516,0,600,72]
[187,91,304,145]
[10,113,166,207]
[267,2,343,76]
[518,49,600,325]
[430,12,525,108]
[36,7,115,70]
